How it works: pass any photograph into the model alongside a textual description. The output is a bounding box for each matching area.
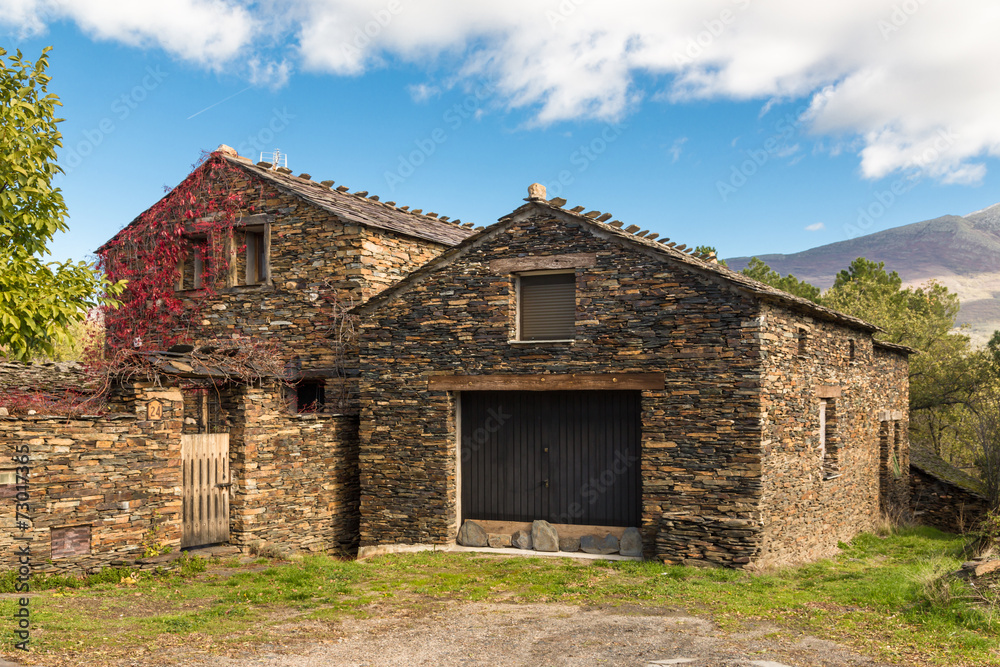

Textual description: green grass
[2,527,997,666]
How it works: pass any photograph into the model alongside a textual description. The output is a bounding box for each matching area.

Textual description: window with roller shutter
[518,272,576,341]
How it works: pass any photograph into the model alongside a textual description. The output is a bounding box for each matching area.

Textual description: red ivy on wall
[97,153,262,350]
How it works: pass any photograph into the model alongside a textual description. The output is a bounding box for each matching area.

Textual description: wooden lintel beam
[489,253,597,274]
[428,372,665,392]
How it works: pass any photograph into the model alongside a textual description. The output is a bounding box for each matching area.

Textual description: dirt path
[153,602,894,667]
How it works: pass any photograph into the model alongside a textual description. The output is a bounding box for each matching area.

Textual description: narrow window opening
[820,398,840,480]
[892,421,902,478]
[849,339,856,362]
[797,328,808,356]
[296,380,326,413]
[518,272,576,341]
[176,236,208,291]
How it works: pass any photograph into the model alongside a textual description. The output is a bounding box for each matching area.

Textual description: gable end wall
[358,214,767,561]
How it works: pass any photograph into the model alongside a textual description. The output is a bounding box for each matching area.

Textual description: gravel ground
[151,602,895,667]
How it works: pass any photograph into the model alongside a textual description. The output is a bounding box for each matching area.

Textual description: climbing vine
[96,152,262,350]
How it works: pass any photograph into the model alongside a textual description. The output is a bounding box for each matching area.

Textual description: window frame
[514,269,577,343]
[175,235,209,292]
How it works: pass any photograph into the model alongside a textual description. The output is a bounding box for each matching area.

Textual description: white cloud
[407,83,441,103]
[248,57,292,90]
[7,0,1000,184]
[3,0,256,66]
[805,222,825,232]
[667,137,687,163]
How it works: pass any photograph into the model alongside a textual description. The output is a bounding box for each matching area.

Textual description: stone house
[353,185,912,566]
[98,145,475,411]
[3,150,913,573]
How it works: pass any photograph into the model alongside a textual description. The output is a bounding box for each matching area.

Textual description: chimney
[527,183,547,201]
[215,144,238,158]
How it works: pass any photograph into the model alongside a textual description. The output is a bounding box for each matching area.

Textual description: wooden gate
[181,433,230,548]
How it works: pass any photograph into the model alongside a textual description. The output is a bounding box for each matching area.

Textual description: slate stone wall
[911,466,988,533]
[358,213,766,558]
[227,384,360,554]
[106,166,447,404]
[0,384,183,574]
[0,361,99,397]
[758,307,910,564]
[1,379,359,575]
[657,514,761,566]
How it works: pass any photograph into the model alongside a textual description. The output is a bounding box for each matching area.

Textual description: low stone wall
[911,466,988,533]
[229,385,360,555]
[0,385,183,574]
[0,361,100,397]
[656,513,761,567]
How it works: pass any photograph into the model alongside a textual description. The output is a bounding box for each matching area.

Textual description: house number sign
[147,400,163,421]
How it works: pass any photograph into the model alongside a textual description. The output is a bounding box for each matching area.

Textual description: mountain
[726,203,1000,345]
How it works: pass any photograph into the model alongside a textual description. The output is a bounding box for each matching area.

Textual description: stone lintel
[816,385,842,398]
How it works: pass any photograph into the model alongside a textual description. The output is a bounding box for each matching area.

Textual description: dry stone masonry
[355,196,912,568]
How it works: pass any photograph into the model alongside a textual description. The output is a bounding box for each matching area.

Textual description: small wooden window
[245,230,268,285]
[518,272,576,341]
[51,525,92,559]
[296,380,325,413]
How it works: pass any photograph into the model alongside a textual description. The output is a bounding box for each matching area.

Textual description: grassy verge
[1,526,997,666]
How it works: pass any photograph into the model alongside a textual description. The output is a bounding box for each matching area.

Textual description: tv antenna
[260,149,287,169]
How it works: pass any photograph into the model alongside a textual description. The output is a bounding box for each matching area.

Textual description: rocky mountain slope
[727,203,1000,345]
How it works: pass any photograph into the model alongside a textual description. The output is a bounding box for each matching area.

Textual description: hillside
[727,203,1000,345]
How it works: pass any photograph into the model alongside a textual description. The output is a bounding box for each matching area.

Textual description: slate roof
[354,192,899,343]
[101,147,477,251]
[910,446,986,497]
[220,154,476,247]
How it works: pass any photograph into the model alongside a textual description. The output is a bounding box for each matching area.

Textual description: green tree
[693,245,727,266]
[739,257,821,302]
[821,258,980,413]
[0,47,123,362]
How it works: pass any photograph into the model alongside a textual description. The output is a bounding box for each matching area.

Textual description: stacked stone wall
[911,466,988,533]
[657,514,761,566]
[358,214,766,561]
[758,308,910,564]
[0,361,99,397]
[0,385,183,574]
[228,384,360,554]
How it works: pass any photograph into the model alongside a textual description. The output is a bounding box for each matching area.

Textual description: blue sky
[4,0,999,266]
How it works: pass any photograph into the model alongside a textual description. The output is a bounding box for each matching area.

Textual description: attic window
[296,380,325,413]
[517,272,576,341]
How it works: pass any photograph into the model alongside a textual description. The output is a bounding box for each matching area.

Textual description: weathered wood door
[461,391,641,527]
[181,433,230,548]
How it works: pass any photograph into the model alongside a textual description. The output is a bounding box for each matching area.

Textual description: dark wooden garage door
[461,391,641,526]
